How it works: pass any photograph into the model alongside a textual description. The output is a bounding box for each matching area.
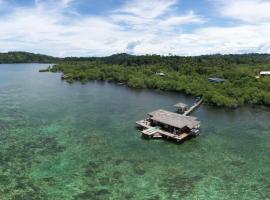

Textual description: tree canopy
[1,51,270,108]
[49,54,270,108]
[0,52,60,63]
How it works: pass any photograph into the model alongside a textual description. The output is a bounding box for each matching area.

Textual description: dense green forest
[0,52,60,63]
[1,51,270,108]
[48,53,270,108]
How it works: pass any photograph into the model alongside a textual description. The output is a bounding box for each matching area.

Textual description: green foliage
[0,51,60,63]
[263,93,270,105]
[128,75,146,89]
[50,54,270,108]
[1,51,270,108]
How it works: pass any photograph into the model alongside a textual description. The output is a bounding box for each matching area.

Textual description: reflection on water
[0,64,270,199]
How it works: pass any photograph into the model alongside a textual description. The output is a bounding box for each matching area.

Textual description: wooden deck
[136,120,190,142]
[142,128,163,138]
[158,130,189,141]
[136,120,151,129]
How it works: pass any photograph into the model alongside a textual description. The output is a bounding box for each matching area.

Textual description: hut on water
[136,109,200,142]
[147,110,200,133]
[174,102,188,114]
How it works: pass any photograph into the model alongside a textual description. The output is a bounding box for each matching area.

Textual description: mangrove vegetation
[1,52,270,108]
[48,54,270,108]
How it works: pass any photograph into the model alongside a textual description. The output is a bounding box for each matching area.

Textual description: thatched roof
[148,109,200,129]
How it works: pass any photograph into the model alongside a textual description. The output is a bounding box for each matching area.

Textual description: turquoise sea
[0,64,270,200]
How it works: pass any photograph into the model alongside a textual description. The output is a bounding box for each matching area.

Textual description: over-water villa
[136,109,201,143]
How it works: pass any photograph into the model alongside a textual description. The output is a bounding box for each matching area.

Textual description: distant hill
[1,51,270,65]
[0,52,60,64]
[63,53,134,62]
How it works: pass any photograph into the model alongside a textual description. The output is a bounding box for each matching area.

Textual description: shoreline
[52,71,270,110]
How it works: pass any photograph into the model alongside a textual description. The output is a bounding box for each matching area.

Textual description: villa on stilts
[136,98,203,143]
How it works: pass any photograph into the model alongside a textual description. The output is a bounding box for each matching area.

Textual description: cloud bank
[0,0,270,57]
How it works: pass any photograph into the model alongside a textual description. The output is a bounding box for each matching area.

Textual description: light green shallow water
[0,64,270,200]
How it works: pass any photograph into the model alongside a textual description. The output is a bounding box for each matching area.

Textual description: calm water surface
[0,64,270,200]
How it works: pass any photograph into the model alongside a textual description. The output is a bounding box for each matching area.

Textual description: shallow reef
[0,64,270,199]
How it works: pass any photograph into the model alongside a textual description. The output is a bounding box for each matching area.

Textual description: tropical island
[53,54,270,108]
[1,52,270,108]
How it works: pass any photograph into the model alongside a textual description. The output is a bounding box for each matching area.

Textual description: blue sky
[0,0,270,57]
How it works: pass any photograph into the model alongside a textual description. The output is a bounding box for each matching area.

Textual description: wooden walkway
[183,98,203,116]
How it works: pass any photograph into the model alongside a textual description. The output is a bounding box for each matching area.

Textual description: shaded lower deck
[136,120,191,142]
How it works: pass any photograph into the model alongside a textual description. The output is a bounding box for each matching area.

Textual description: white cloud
[159,11,204,27]
[181,24,270,54]
[0,0,270,56]
[115,0,177,19]
[215,0,270,23]
[110,0,204,34]
[61,0,73,7]
[0,0,207,56]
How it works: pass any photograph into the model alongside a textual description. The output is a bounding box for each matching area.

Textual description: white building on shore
[260,71,270,76]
